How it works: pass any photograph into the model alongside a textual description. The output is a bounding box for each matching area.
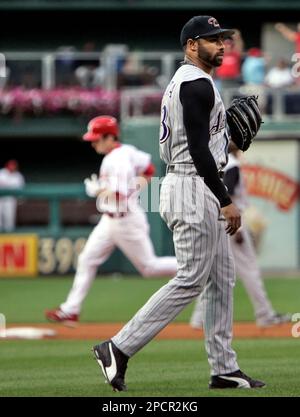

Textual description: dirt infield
[5,322,293,340]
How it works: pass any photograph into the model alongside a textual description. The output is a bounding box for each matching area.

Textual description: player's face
[91,135,115,154]
[197,35,225,68]
[91,138,107,154]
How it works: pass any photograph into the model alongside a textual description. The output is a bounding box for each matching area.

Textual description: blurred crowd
[3,41,161,91]
[214,25,299,92]
[1,23,300,118]
[213,23,300,112]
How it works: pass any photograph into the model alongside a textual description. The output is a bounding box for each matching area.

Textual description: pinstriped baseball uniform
[112,64,240,376]
[160,65,229,169]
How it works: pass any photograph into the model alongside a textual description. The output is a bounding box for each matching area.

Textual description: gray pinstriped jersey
[159,64,229,170]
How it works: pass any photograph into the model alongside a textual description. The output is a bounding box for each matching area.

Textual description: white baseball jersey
[98,144,151,213]
[0,168,25,189]
[0,168,25,231]
[60,144,177,316]
[159,64,229,170]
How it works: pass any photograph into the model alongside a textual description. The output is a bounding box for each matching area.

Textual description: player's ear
[187,39,198,52]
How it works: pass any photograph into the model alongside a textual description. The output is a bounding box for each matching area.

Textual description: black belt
[167,164,224,179]
[105,212,127,218]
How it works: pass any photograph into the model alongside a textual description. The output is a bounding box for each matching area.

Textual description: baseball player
[45,115,177,325]
[0,160,25,232]
[92,16,265,391]
[190,150,291,329]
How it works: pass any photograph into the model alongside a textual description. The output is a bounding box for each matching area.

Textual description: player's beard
[197,44,224,68]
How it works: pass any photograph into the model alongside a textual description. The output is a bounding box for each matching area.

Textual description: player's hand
[221,203,241,235]
[84,174,102,198]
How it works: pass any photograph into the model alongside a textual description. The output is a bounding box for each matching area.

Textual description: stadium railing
[1,51,300,120]
[0,184,93,236]
[2,50,182,90]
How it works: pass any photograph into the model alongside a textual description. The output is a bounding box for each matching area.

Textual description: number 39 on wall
[38,237,86,275]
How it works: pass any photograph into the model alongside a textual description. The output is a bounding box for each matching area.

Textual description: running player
[45,115,177,326]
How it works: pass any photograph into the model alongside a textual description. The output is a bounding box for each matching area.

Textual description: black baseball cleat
[209,369,266,389]
[92,340,129,392]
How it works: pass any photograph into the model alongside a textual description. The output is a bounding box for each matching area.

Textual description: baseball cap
[180,16,235,47]
[247,47,262,57]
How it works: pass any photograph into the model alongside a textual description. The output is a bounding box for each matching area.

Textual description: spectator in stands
[275,22,300,54]
[117,55,158,88]
[265,58,294,89]
[241,47,268,111]
[56,46,77,86]
[275,23,300,84]
[0,160,25,232]
[215,29,244,90]
[74,41,105,88]
[241,47,266,85]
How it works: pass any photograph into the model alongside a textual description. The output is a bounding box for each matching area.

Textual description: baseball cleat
[209,370,266,389]
[92,340,129,392]
[45,308,79,327]
[256,312,291,327]
[209,369,266,389]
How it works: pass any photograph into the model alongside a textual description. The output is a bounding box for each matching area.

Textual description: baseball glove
[226,95,262,151]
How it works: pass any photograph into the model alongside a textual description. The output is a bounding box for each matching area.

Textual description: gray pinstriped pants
[112,169,239,375]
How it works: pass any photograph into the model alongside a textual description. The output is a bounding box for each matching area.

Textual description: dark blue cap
[180,16,235,46]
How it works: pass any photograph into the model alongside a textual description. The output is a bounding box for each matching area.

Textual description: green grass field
[0,276,299,323]
[0,276,299,397]
[0,339,299,397]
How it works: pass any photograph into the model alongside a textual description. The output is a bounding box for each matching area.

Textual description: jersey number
[159,105,170,143]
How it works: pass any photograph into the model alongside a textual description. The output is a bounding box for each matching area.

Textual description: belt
[105,212,127,218]
[167,164,224,179]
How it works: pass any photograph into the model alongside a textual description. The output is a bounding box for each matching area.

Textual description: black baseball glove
[226,95,262,151]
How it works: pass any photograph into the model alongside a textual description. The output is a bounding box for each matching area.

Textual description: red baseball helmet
[83,116,119,141]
